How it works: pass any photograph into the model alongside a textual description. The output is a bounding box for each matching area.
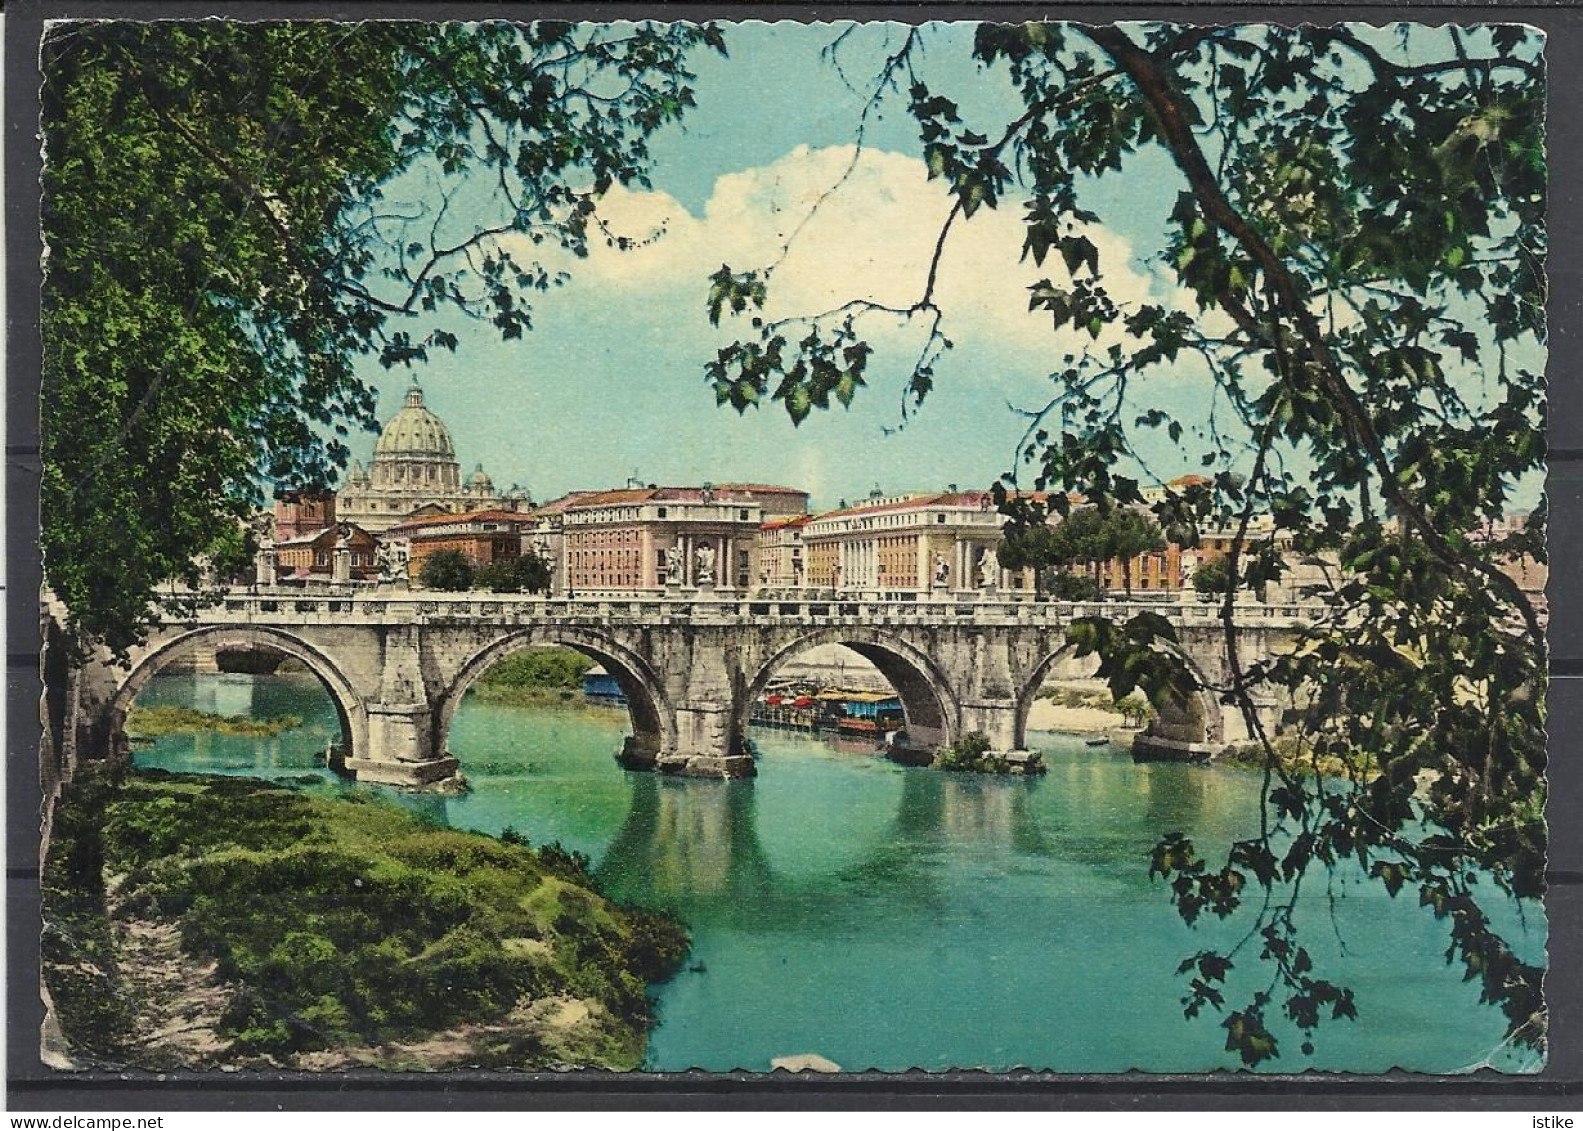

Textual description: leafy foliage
[1191,557,1232,595]
[418,549,474,592]
[1049,571,1105,602]
[1114,693,1157,728]
[708,22,1547,1063]
[42,20,723,654]
[996,496,1165,596]
[477,647,594,694]
[933,731,1006,773]
[475,553,554,594]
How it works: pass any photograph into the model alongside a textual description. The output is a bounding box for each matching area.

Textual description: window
[937,514,946,524]
[657,507,668,518]
[739,508,750,521]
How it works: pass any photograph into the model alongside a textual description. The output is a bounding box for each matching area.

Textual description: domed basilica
[336,380,521,532]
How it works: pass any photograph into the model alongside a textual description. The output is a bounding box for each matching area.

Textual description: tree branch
[1085,23,1545,651]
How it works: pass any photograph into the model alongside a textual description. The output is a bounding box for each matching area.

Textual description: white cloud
[513,144,1178,366]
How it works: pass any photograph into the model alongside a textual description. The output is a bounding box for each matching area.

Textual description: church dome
[373,382,455,460]
[469,463,494,489]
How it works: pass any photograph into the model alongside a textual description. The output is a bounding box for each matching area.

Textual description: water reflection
[596,744,1085,929]
[878,769,1053,862]
[597,775,774,908]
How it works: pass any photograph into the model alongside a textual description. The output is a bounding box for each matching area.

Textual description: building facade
[1087,543,1188,594]
[558,484,810,595]
[799,490,1006,595]
[391,509,539,579]
[272,524,379,583]
[520,490,604,597]
[273,489,338,542]
[336,381,520,533]
[757,514,810,589]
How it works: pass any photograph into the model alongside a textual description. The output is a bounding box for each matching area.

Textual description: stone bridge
[61,590,1316,788]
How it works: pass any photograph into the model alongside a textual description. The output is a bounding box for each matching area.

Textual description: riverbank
[466,683,618,714]
[1025,699,1138,736]
[125,704,303,738]
[41,765,689,1071]
[1221,737,1380,780]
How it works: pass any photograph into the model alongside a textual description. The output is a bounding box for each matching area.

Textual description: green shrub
[934,732,1008,773]
[478,647,593,690]
[475,554,553,594]
[537,840,593,881]
[1114,693,1158,727]
[1192,557,1232,594]
[620,907,691,983]
[419,549,474,591]
[1049,571,1105,601]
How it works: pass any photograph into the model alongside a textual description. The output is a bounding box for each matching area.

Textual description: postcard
[37,18,1547,1074]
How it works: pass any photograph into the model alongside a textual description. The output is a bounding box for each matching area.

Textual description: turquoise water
[133,672,1546,1074]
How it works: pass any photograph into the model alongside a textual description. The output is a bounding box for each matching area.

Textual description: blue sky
[344,21,1543,512]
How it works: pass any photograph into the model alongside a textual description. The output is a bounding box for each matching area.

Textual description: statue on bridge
[976,547,997,590]
[694,542,716,586]
[665,543,684,584]
[374,541,407,585]
[933,553,950,589]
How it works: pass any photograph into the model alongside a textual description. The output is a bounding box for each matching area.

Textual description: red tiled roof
[711,483,810,495]
[389,509,535,534]
[530,490,603,516]
[559,484,810,510]
[274,521,375,547]
[809,491,998,520]
[761,514,812,530]
[567,488,658,507]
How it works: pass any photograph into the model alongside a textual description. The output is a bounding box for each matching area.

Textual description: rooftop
[559,484,809,511]
[809,490,998,521]
[388,509,536,535]
[761,513,813,530]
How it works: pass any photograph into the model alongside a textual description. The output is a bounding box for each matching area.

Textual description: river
[131,671,1545,1074]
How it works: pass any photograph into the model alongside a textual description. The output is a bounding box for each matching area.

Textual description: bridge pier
[958,699,1023,753]
[343,700,459,787]
[1215,695,1284,747]
[658,703,755,779]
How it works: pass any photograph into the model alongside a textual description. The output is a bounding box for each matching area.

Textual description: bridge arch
[741,628,961,750]
[1013,637,1223,751]
[107,625,367,763]
[438,627,676,767]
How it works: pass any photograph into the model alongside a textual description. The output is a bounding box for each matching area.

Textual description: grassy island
[42,766,689,1071]
[932,733,1046,776]
[125,704,303,738]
